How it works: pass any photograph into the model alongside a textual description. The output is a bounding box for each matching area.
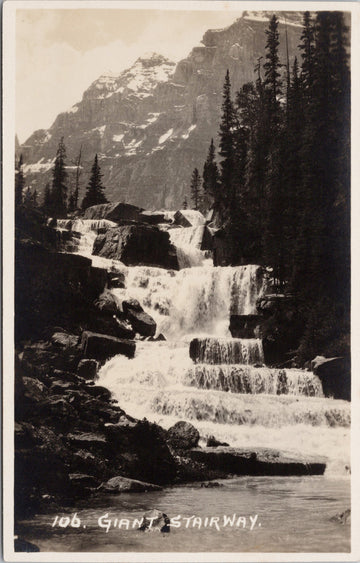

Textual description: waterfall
[190,337,264,365]
[185,364,323,396]
[110,264,267,338]
[50,218,117,257]
[168,226,207,268]
[65,222,350,476]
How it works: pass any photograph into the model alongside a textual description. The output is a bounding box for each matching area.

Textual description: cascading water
[72,220,350,476]
[168,226,207,268]
[52,218,118,256]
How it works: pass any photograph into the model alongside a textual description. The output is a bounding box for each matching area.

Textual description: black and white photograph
[2,0,358,560]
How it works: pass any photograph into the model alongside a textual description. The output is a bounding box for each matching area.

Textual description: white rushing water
[70,219,350,476]
[168,226,207,268]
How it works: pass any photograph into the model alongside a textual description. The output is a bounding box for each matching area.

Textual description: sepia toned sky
[16,7,245,143]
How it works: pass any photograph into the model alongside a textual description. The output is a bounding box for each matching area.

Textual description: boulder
[105,418,176,485]
[206,435,229,447]
[94,291,122,316]
[20,340,81,374]
[77,359,99,380]
[80,331,135,361]
[122,299,156,337]
[312,356,350,401]
[83,202,142,223]
[186,447,326,476]
[22,376,47,403]
[99,475,162,493]
[51,332,79,350]
[139,211,168,225]
[92,224,178,270]
[167,421,200,450]
[229,315,263,339]
[122,298,143,313]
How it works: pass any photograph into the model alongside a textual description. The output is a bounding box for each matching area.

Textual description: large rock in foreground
[84,202,142,222]
[93,224,178,269]
[186,447,326,476]
[100,475,162,493]
[312,356,350,401]
[80,331,135,362]
[167,421,200,450]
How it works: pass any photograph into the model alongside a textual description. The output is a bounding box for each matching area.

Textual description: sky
[16,7,245,144]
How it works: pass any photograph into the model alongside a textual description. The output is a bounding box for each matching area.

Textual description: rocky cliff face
[19,13,303,210]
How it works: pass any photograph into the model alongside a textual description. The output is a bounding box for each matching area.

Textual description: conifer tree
[190,168,202,211]
[15,154,25,208]
[51,137,68,218]
[218,70,238,220]
[42,182,52,215]
[32,188,38,207]
[81,154,108,210]
[203,139,220,205]
[299,11,315,98]
[73,146,82,210]
[263,14,282,121]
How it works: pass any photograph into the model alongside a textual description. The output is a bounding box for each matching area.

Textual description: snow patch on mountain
[23,158,54,174]
[113,134,124,142]
[181,124,197,139]
[159,128,173,144]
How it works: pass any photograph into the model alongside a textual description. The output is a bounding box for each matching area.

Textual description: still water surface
[18,476,350,553]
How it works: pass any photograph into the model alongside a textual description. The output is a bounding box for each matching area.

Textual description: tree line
[15,138,108,217]
[190,11,350,361]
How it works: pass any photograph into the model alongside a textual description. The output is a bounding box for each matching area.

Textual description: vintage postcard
[2,0,359,561]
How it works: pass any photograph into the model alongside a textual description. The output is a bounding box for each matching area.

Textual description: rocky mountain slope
[19,12,303,210]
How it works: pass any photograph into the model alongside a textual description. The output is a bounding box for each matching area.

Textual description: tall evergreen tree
[42,182,52,215]
[15,154,25,208]
[218,70,238,221]
[263,14,282,121]
[190,168,202,211]
[202,138,220,208]
[73,146,82,210]
[262,14,286,283]
[299,11,315,98]
[51,137,68,218]
[81,154,108,210]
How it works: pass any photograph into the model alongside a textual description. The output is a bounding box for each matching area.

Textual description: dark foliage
[81,154,108,210]
[201,11,350,362]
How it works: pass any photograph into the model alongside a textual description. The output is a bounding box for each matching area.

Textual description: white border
[3,1,360,561]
